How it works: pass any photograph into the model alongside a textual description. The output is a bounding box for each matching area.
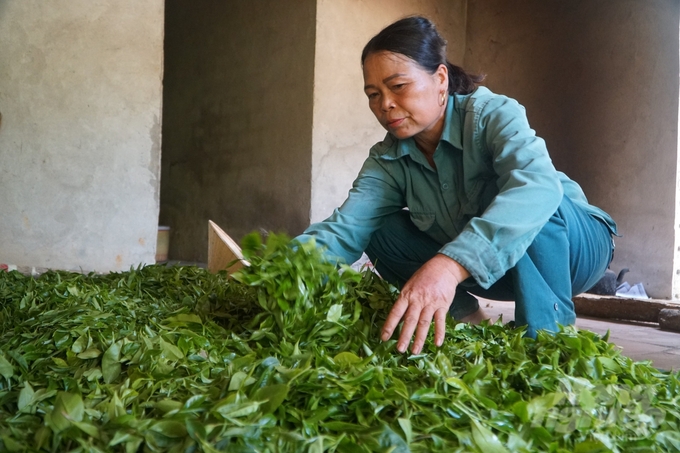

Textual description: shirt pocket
[459,177,497,219]
[409,210,436,232]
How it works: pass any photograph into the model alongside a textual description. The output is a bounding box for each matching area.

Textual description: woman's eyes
[366,83,406,99]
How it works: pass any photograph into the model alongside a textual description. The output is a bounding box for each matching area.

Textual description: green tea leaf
[155,399,182,414]
[49,392,84,433]
[253,384,289,414]
[82,368,102,381]
[470,419,509,453]
[398,417,413,444]
[334,351,361,367]
[18,382,35,412]
[229,371,256,391]
[34,427,50,451]
[0,435,23,452]
[102,341,122,384]
[160,337,184,360]
[377,425,409,452]
[579,387,596,412]
[656,431,680,450]
[214,401,262,418]
[573,439,608,453]
[327,304,343,323]
[0,354,14,379]
[71,335,88,353]
[165,313,203,324]
[51,357,68,368]
[149,420,187,438]
[77,348,102,359]
[73,421,100,438]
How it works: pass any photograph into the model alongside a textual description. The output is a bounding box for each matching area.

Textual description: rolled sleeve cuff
[438,230,505,289]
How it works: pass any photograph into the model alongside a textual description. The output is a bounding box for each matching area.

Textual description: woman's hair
[361,16,484,95]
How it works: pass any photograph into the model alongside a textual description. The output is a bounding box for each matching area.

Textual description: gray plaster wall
[464,0,680,299]
[0,1,164,272]
[311,0,468,222]
[161,1,316,262]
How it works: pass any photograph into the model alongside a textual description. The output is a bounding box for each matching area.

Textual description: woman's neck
[413,106,447,166]
[414,135,439,157]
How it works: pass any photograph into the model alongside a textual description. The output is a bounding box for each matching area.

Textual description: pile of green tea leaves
[1,234,680,452]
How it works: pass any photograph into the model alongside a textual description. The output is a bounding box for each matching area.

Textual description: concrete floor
[481,299,680,372]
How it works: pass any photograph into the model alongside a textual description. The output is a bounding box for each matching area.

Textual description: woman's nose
[380,93,395,112]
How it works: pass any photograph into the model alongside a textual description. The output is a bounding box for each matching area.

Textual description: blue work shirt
[298,87,617,289]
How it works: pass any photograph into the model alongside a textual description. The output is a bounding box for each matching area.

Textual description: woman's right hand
[380,254,470,354]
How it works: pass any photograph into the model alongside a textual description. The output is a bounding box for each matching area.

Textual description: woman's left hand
[381,254,470,354]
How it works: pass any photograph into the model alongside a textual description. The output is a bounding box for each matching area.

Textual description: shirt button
[441,183,449,190]
[554,303,558,311]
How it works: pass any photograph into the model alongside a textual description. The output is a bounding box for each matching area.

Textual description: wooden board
[207,220,249,274]
[574,293,680,324]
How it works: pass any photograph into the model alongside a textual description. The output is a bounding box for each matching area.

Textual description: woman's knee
[523,196,613,295]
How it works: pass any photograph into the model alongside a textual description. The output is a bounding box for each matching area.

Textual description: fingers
[381,255,461,353]
[434,308,447,347]
[382,294,450,354]
[381,296,409,342]
[383,295,433,354]
[386,297,437,354]
[406,307,435,354]
[396,307,423,353]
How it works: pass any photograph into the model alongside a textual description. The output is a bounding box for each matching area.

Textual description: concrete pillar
[160,1,316,262]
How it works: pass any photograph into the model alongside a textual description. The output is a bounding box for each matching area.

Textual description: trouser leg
[463,196,612,337]
[511,196,612,337]
[365,210,479,319]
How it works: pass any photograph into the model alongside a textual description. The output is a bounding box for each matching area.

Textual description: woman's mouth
[387,118,405,128]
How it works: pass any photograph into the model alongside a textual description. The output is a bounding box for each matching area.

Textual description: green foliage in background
[1,233,680,452]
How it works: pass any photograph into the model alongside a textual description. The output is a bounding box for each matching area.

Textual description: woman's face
[363,51,448,145]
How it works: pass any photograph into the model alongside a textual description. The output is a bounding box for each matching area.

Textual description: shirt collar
[441,94,463,150]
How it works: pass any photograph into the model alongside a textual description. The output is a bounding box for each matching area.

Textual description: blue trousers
[365,196,613,337]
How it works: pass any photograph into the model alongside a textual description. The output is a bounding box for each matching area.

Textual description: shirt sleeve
[438,96,563,289]
[295,151,405,265]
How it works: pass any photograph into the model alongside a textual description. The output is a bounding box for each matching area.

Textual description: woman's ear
[436,63,449,88]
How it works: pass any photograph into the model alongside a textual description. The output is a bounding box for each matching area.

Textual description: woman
[296,16,617,354]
